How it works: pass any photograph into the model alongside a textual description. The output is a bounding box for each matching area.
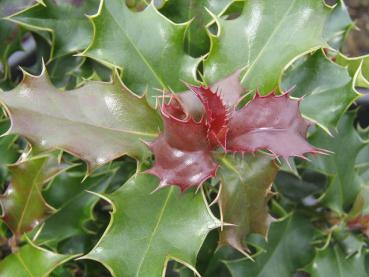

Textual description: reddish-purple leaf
[226,92,319,159]
[189,85,229,148]
[146,102,218,191]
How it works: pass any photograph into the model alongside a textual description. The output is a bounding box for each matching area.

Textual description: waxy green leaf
[204,0,331,93]
[0,119,19,166]
[0,155,69,235]
[83,0,199,95]
[308,245,368,277]
[217,154,278,254]
[224,213,314,277]
[0,69,162,169]
[336,53,369,89]
[0,241,75,277]
[160,0,233,57]
[37,166,118,247]
[84,173,220,276]
[282,51,359,131]
[8,0,100,58]
[308,114,368,213]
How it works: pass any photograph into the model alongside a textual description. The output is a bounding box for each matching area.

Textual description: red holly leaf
[147,77,322,190]
[146,101,218,192]
[188,85,229,148]
[347,214,369,238]
[226,92,320,159]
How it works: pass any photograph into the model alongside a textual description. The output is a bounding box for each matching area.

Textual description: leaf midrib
[16,162,45,234]
[15,251,35,277]
[105,5,168,90]
[12,107,158,138]
[240,0,297,83]
[135,187,174,276]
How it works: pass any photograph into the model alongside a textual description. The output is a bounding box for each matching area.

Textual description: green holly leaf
[0,155,70,235]
[82,0,199,95]
[0,68,162,170]
[0,119,19,166]
[282,51,359,132]
[224,213,314,277]
[83,173,220,276]
[203,0,331,93]
[36,166,118,247]
[307,245,368,277]
[160,0,233,57]
[274,169,329,203]
[0,0,35,89]
[0,240,76,277]
[323,0,352,49]
[7,0,100,58]
[336,53,369,89]
[217,153,278,254]
[308,114,368,213]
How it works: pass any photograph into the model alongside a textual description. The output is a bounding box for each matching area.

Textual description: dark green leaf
[224,213,314,277]
[282,51,358,131]
[83,173,220,276]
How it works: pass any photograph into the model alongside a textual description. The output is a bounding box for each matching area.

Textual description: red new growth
[147,84,322,191]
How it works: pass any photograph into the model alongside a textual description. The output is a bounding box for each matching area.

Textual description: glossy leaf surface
[204,0,330,93]
[8,0,100,58]
[0,242,74,277]
[83,0,199,95]
[0,156,54,235]
[84,173,220,276]
[218,154,278,253]
[282,51,358,131]
[0,69,162,169]
[227,93,318,159]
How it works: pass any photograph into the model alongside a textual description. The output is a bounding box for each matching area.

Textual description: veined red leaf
[146,102,218,191]
[227,92,321,159]
[188,85,229,148]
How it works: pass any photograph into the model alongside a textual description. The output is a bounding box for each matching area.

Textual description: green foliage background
[0,0,369,276]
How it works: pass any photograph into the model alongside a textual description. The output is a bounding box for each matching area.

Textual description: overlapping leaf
[160,0,233,56]
[224,213,314,277]
[336,53,369,89]
[7,0,100,58]
[0,241,75,276]
[0,155,69,235]
[282,51,359,131]
[148,82,319,190]
[307,245,368,277]
[204,0,331,93]
[84,173,220,276]
[37,166,119,247]
[82,0,199,95]
[308,114,368,213]
[0,68,162,170]
[217,154,278,254]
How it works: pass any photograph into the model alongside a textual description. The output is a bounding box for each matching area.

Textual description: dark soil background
[344,0,369,56]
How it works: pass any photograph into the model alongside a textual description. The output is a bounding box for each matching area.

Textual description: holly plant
[0,0,369,276]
